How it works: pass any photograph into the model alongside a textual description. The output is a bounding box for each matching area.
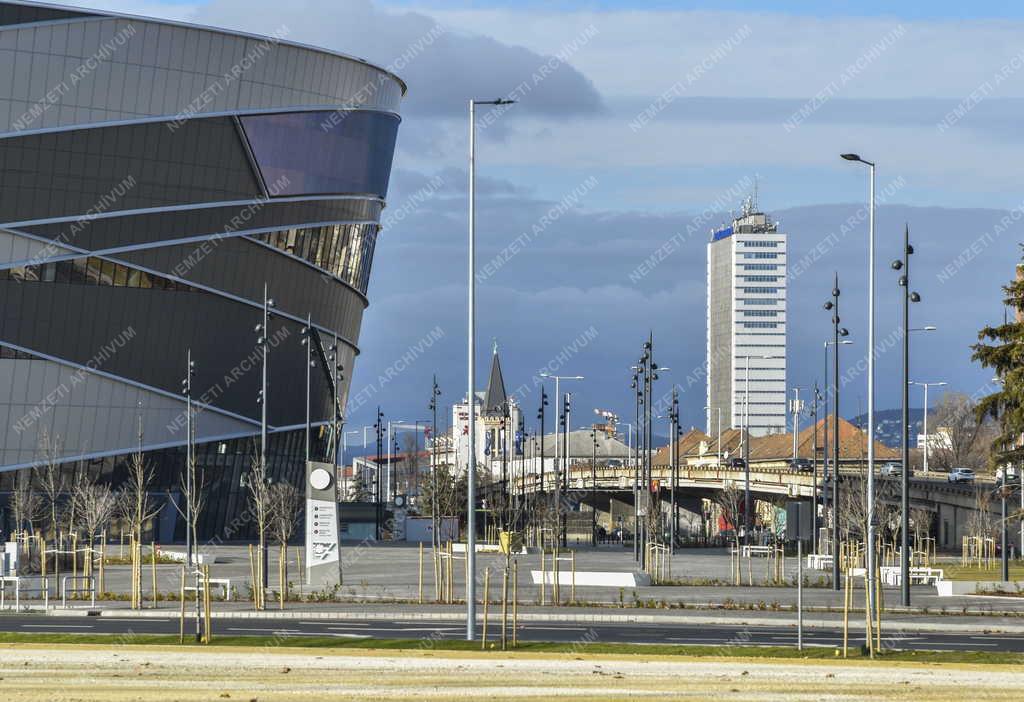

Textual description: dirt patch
[1,644,1023,700]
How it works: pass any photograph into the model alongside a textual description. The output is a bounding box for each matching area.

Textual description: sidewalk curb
[22,607,1024,634]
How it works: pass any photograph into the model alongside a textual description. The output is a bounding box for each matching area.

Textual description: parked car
[729,457,746,469]
[880,462,912,478]
[788,458,813,473]
[948,467,976,484]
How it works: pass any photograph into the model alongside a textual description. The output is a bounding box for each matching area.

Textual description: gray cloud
[190,0,604,119]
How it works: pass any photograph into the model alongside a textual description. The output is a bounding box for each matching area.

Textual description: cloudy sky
[63,0,1024,440]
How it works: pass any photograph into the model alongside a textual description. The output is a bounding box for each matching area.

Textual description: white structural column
[466,97,515,641]
[466,98,478,642]
[841,152,876,613]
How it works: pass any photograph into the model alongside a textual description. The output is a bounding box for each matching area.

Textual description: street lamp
[841,151,878,612]
[180,350,195,569]
[373,408,385,540]
[467,97,515,642]
[536,387,549,496]
[823,273,850,591]
[892,229,933,606]
[254,283,275,591]
[589,427,598,547]
[910,381,947,474]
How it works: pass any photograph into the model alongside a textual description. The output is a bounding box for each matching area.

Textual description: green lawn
[942,562,1024,582]
[0,632,1022,666]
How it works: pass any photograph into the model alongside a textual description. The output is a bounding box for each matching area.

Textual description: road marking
[940,642,998,647]
[105,618,170,622]
[300,621,372,627]
[21,624,94,629]
[226,627,302,634]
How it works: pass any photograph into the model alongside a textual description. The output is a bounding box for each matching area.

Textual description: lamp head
[910,292,921,303]
[891,260,903,270]
[840,153,861,162]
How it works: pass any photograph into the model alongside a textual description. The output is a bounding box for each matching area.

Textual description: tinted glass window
[239,111,400,198]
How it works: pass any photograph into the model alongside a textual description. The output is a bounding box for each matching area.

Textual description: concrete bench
[530,570,651,587]
[184,577,232,600]
[806,554,833,570]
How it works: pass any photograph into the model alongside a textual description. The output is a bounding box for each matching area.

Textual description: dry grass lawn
[2,643,1024,701]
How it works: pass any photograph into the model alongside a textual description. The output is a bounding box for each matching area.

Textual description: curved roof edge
[4,0,408,96]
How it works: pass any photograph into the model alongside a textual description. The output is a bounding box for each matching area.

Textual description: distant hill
[849,408,924,449]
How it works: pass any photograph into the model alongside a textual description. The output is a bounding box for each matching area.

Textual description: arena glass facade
[0,1,404,540]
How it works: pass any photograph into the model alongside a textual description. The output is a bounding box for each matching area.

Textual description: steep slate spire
[482,343,508,417]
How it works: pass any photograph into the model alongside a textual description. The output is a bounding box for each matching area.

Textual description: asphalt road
[1,614,1022,652]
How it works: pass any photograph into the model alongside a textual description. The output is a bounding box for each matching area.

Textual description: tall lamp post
[299,316,314,467]
[810,383,822,554]
[669,389,681,553]
[841,152,878,611]
[589,427,598,547]
[631,370,641,561]
[181,350,195,568]
[467,98,516,641]
[373,408,384,540]
[254,283,275,590]
[823,275,850,590]
[892,225,935,604]
[536,387,548,496]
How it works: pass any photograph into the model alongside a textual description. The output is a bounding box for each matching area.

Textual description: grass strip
[0,632,1021,665]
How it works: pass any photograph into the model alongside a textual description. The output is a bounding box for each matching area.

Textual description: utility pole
[374,408,384,540]
[892,224,922,606]
[823,273,848,591]
[181,349,195,569]
[590,427,597,547]
[255,283,274,591]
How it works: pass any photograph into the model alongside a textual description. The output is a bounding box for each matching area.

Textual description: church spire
[482,343,508,417]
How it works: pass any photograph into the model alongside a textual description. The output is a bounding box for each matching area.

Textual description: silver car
[948,467,975,484]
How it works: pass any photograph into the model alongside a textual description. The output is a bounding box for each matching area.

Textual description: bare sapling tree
[247,449,272,609]
[72,479,118,583]
[482,470,526,650]
[965,485,995,565]
[35,431,65,542]
[119,446,162,606]
[268,481,302,606]
[11,470,44,539]
[715,482,743,585]
[168,447,206,565]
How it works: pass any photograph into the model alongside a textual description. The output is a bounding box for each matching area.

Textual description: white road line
[21,624,94,629]
[226,627,302,634]
[105,618,170,622]
[300,621,372,627]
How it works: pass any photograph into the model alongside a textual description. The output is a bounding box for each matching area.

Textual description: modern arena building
[0,1,404,539]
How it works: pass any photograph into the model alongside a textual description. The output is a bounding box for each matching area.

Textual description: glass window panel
[41,262,57,282]
[239,111,400,198]
[113,263,129,287]
[126,267,143,288]
[99,259,116,286]
[55,260,73,283]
